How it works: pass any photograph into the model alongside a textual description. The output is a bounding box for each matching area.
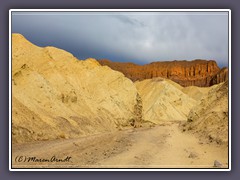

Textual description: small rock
[188,152,198,159]
[214,160,222,168]
[73,142,79,147]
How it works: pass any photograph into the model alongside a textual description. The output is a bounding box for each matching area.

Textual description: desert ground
[12,121,228,168]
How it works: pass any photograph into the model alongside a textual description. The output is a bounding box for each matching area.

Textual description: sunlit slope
[135,78,197,123]
[184,81,228,144]
[12,34,139,143]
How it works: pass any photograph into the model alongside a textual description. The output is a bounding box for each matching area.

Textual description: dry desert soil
[12,121,228,169]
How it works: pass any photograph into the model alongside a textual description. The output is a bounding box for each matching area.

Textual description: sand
[12,121,228,168]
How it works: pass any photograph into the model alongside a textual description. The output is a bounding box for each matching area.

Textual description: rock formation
[135,78,197,123]
[210,67,228,86]
[12,34,141,143]
[183,81,229,144]
[98,59,228,87]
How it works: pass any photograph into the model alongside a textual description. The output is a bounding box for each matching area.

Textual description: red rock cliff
[98,59,228,87]
[210,67,229,86]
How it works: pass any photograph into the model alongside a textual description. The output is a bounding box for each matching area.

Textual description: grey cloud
[12,12,229,67]
[113,15,146,27]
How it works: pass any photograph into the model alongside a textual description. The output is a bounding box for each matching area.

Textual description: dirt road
[12,121,228,169]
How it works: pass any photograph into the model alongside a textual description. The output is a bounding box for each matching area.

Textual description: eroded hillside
[183,81,229,145]
[12,34,141,143]
[135,78,197,123]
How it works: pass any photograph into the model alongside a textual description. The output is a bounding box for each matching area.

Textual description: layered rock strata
[99,59,228,87]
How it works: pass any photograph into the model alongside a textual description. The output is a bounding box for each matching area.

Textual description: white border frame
[9,9,231,172]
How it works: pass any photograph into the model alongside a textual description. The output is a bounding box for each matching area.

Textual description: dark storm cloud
[12,11,229,67]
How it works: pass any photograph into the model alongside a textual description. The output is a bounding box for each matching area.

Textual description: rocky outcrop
[210,67,228,86]
[98,59,228,87]
[12,34,140,143]
[183,81,229,144]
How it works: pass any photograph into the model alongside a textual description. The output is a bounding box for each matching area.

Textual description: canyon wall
[210,67,229,86]
[98,59,228,87]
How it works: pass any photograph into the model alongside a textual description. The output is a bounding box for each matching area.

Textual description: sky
[12,11,229,67]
